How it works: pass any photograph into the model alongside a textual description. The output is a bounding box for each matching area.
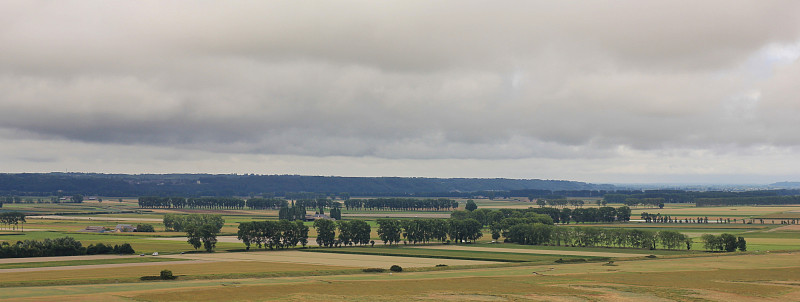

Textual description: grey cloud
[1,1,800,165]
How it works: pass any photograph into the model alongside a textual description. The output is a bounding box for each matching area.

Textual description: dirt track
[413,245,646,258]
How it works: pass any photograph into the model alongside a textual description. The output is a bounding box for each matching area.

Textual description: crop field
[1,201,800,301]
[0,259,357,287]
[2,252,798,301]
[415,245,649,258]
[0,257,184,269]
[169,249,498,268]
[303,245,606,263]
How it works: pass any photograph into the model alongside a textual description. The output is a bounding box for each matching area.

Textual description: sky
[2,1,800,184]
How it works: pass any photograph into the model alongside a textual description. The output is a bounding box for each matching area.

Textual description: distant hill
[0,173,614,197]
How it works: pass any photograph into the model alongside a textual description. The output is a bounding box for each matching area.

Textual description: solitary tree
[314,219,336,247]
[465,200,478,212]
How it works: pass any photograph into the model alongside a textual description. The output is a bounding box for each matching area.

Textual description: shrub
[136,224,155,232]
[160,269,175,280]
[114,243,136,254]
[435,264,448,267]
[390,265,403,272]
[86,243,114,255]
[362,268,386,272]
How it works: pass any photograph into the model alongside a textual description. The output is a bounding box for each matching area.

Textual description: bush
[114,243,136,254]
[555,258,588,264]
[136,224,155,232]
[435,264,448,267]
[160,269,175,280]
[86,243,114,255]
[390,265,403,272]
[362,268,386,272]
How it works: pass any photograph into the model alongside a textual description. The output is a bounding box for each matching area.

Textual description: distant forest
[0,173,614,197]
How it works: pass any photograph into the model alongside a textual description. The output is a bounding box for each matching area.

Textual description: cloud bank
[1,1,800,182]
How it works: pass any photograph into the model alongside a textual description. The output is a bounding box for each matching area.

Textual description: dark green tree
[314,219,336,247]
[465,200,478,212]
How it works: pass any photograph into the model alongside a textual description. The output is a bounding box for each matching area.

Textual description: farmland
[1,199,800,301]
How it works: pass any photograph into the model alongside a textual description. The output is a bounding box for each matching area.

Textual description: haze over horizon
[2,1,800,184]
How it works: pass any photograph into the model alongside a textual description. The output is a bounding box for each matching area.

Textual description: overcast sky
[2,1,800,184]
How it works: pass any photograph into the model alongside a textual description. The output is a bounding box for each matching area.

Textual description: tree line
[500,225,693,250]
[0,237,135,258]
[163,214,225,252]
[343,198,459,211]
[700,234,746,252]
[139,197,245,209]
[0,212,26,231]
[451,206,631,227]
[375,218,484,245]
[237,220,310,250]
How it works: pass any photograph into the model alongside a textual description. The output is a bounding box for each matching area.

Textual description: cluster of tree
[163,214,225,251]
[138,197,245,209]
[278,200,308,221]
[451,209,553,227]
[700,234,746,252]
[0,212,26,231]
[453,207,631,227]
[534,199,586,208]
[245,198,289,209]
[237,220,309,250]
[2,195,92,204]
[376,218,483,245]
[601,195,666,208]
[312,219,373,247]
[328,207,342,220]
[86,243,135,255]
[641,213,714,224]
[500,225,692,250]
[0,237,135,258]
[343,198,458,211]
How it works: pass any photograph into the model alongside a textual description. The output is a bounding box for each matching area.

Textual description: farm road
[413,245,645,258]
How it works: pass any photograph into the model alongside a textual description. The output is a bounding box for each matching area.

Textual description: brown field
[169,249,498,268]
[0,260,354,285]
[767,224,800,232]
[0,254,142,264]
[3,252,793,302]
[25,215,163,222]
